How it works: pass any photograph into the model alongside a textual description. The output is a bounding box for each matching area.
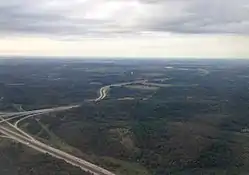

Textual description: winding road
[0,80,149,175]
[95,80,146,102]
[0,84,117,174]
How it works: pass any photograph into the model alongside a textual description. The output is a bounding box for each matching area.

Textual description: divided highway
[0,86,116,174]
[0,80,145,175]
[95,80,146,102]
[0,126,115,175]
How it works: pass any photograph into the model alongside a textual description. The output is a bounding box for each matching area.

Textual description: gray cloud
[0,0,249,37]
[162,0,249,34]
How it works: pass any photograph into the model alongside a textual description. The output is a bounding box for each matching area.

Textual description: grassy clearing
[125,85,159,91]
[117,97,135,101]
[141,73,165,77]
[36,120,85,156]
[109,128,135,150]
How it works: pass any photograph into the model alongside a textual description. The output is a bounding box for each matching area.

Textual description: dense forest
[1,59,249,174]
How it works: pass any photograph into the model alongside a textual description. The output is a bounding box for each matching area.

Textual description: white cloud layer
[0,0,249,36]
[0,0,249,58]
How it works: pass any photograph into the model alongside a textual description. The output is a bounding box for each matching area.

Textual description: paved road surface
[0,126,115,175]
[2,105,79,118]
[95,80,145,102]
[0,92,116,174]
[0,81,147,175]
[0,79,173,175]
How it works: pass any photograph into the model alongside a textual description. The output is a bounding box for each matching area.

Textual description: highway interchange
[0,79,161,175]
[0,78,199,174]
[0,84,117,175]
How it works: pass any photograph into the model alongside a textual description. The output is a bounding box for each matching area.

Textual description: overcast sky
[0,0,249,58]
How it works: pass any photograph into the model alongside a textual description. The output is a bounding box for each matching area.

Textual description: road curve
[95,86,109,102]
[0,81,148,175]
[95,80,146,102]
[0,104,115,174]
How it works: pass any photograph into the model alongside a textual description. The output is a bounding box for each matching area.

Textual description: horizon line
[0,56,248,60]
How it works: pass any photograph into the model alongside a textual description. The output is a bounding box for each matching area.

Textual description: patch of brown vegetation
[166,120,219,166]
[109,128,135,150]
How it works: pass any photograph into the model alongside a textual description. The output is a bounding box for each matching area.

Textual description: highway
[0,79,187,174]
[1,105,79,118]
[95,80,146,102]
[0,107,115,175]
[0,81,147,175]
[0,84,118,174]
[0,126,115,175]
[95,86,110,101]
